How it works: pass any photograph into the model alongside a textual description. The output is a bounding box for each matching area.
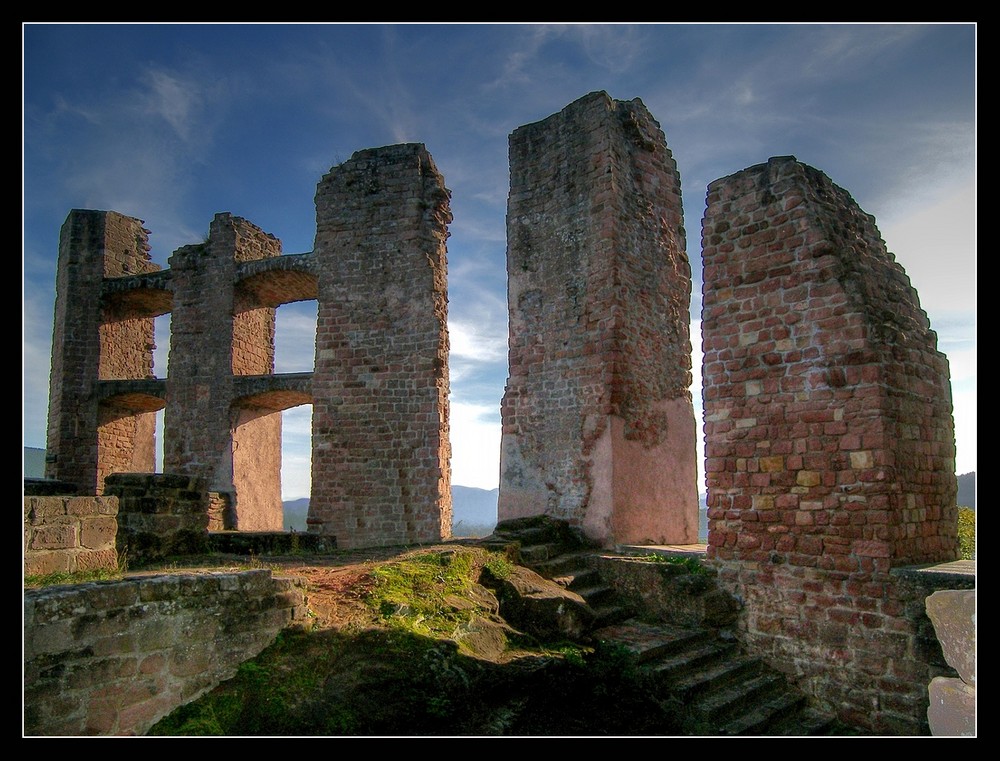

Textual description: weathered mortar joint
[702,155,961,734]
[499,91,699,548]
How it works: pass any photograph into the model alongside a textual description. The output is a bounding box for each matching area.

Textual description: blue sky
[23,23,976,500]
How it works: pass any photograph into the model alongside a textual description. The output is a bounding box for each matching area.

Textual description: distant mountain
[283,497,310,532]
[451,486,499,537]
[280,485,499,537]
[957,472,976,509]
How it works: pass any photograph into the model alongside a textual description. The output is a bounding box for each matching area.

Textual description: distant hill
[957,472,976,509]
[280,485,499,536]
[451,486,499,537]
[283,498,310,532]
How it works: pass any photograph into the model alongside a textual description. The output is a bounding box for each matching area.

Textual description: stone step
[532,551,597,578]
[669,656,764,701]
[550,568,602,590]
[765,707,841,736]
[647,641,736,680]
[590,604,635,628]
[516,541,564,565]
[592,621,713,664]
[572,583,617,607]
[714,689,808,736]
[691,671,787,725]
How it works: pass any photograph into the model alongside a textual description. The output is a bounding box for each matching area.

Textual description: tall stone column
[701,156,959,732]
[164,213,284,530]
[45,210,159,494]
[309,143,452,549]
[499,91,699,547]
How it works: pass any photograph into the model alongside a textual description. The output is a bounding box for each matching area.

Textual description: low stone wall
[24,570,310,736]
[592,555,738,629]
[104,473,211,562]
[24,494,119,577]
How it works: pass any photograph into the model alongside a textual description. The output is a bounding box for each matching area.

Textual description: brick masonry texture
[23,495,120,577]
[46,211,160,496]
[104,473,214,563]
[308,143,452,549]
[499,91,699,547]
[23,570,310,736]
[166,212,285,531]
[42,143,453,549]
[701,155,961,733]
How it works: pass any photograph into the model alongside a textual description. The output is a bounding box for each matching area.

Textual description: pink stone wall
[308,144,452,548]
[165,213,284,531]
[23,495,120,576]
[499,91,699,547]
[701,156,959,733]
[46,211,159,495]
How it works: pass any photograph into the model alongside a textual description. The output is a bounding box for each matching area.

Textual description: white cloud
[878,182,976,317]
[449,317,507,364]
[274,302,318,374]
[450,400,501,489]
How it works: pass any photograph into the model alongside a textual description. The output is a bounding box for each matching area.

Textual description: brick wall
[701,156,960,733]
[165,213,285,531]
[105,473,211,563]
[24,495,119,577]
[47,145,452,549]
[309,143,453,548]
[46,210,160,495]
[499,91,698,546]
[23,570,310,736]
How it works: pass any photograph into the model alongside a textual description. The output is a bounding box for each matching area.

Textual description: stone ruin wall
[166,212,285,531]
[499,91,699,547]
[701,156,959,733]
[46,211,161,496]
[33,94,968,735]
[309,144,453,548]
[43,144,452,549]
[24,568,310,736]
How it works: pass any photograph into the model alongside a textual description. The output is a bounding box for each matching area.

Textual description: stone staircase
[480,516,844,736]
[591,620,838,735]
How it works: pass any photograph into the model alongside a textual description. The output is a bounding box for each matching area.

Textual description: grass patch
[363,548,483,640]
[24,566,126,588]
[633,553,708,575]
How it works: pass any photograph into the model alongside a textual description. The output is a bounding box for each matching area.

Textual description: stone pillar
[701,156,959,733]
[499,91,699,547]
[45,210,159,494]
[164,213,284,530]
[309,143,452,549]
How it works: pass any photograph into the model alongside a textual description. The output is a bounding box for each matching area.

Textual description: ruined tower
[701,156,959,731]
[164,213,287,531]
[308,143,453,548]
[45,210,163,494]
[44,144,453,548]
[499,91,699,547]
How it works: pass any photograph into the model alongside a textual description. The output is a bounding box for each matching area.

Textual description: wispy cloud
[139,69,203,142]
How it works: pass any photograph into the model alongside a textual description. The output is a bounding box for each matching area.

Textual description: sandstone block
[925,589,976,685]
[928,676,975,736]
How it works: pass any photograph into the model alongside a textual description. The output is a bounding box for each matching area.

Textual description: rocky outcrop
[480,563,596,641]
